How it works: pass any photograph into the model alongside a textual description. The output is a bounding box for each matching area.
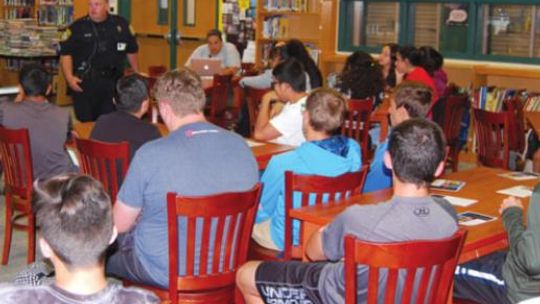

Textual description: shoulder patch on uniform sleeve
[129,25,136,36]
[60,29,71,41]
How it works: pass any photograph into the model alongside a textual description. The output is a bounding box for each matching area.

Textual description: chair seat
[123,280,235,304]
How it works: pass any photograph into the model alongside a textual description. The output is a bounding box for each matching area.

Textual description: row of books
[525,95,540,111]
[38,4,73,26]
[40,0,72,4]
[0,19,59,57]
[3,6,32,19]
[473,86,518,112]
[262,15,289,39]
[263,0,309,12]
[5,57,58,71]
[3,0,34,5]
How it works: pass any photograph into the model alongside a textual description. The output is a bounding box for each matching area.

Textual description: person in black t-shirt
[90,74,160,161]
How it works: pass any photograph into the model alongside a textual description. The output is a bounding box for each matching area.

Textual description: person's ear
[39,237,53,259]
[46,84,52,96]
[383,151,393,170]
[141,99,150,114]
[396,106,410,123]
[109,226,118,245]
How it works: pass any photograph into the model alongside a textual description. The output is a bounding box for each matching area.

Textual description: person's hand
[66,75,83,92]
[499,196,524,215]
[261,91,277,106]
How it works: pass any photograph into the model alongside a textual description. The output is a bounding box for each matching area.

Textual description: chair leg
[27,214,35,264]
[2,196,13,265]
[451,146,460,172]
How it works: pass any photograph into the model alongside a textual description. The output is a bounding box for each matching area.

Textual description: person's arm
[500,196,525,247]
[127,53,139,73]
[60,55,82,92]
[221,66,239,76]
[113,199,141,233]
[305,226,327,261]
[253,91,281,141]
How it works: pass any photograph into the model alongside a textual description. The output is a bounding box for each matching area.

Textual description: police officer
[60,0,139,122]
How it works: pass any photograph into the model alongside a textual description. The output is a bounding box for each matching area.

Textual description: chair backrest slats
[443,94,468,145]
[75,138,129,203]
[168,184,261,295]
[0,127,33,200]
[473,109,510,169]
[247,88,271,133]
[284,167,369,260]
[342,99,373,163]
[344,230,467,304]
[504,96,525,152]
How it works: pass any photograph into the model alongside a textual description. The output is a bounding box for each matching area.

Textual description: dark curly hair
[282,39,323,89]
[383,43,399,88]
[339,51,384,100]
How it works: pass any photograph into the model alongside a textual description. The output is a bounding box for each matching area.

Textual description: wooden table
[290,166,538,263]
[72,122,292,170]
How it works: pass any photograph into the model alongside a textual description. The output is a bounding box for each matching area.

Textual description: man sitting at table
[106,68,259,288]
[252,88,362,251]
[90,73,161,161]
[363,81,433,193]
[253,58,308,147]
[0,63,77,180]
[454,191,540,304]
[185,29,241,76]
[237,118,458,304]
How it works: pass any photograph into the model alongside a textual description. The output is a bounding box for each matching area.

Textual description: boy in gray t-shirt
[236,118,459,304]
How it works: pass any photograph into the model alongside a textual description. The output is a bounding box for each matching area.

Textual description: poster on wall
[220,0,256,58]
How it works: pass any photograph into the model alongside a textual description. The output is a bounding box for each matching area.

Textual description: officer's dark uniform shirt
[59,14,138,77]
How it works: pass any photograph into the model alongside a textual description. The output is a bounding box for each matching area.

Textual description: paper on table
[496,185,533,198]
[498,172,540,181]
[432,194,477,207]
[458,212,497,226]
[245,139,265,147]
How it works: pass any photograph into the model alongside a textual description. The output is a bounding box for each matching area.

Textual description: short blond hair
[306,88,346,134]
[153,68,205,117]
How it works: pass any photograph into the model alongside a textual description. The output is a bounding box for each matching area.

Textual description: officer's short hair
[153,68,205,117]
[115,74,149,113]
[206,29,223,41]
[33,174,113,270]
[19,63,51,97]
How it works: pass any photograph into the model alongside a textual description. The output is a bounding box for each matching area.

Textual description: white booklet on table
[496,185,533,198]
[432,194,477,207]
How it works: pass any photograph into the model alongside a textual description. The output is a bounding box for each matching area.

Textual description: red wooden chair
[342,99,374,164]
[344,229,467,304]
[249,167,369,261]
[0,127,35,265]
[206,74,233,127]
[246,87,271,133]
[504,96,525,154]
[442,94,469,172]
[124,184,262,304]
[75,138,129,203]
[473,109,510,169]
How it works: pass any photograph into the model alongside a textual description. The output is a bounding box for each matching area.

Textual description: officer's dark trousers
[73,76,116,122]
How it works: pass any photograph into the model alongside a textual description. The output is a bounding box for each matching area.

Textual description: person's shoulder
[68,16,90,30]
[0,283,52,303]
[109,285,160,304]
[109,14,130,25]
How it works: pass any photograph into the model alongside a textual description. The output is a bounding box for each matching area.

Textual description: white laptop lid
[190,58,222,77]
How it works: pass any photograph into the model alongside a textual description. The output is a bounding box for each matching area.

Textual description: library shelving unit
[0,0,75,105]
[255,0,323,67]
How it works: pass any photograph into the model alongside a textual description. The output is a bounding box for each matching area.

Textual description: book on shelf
[474,86,518,112]
[263,0,309,12]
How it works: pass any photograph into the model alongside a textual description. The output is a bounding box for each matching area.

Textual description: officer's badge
[60,29,71,41]
[129,25,136,36]
[117,25,122,33]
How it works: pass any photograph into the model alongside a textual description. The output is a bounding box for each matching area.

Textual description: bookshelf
[255,0,323,67]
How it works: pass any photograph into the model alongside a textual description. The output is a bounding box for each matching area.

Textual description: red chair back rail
[443,94,469,172]
[473,109,510,169]
[344,230,467,304]
[342,99,374,164]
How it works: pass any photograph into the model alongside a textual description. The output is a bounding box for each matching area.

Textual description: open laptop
[189,58,222,77]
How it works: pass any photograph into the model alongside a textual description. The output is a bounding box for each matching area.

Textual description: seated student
[378,43,402,89]
[0,63,77,180]
[283,39,322,90]
[90,73,161,161]
[237,118,458,304]
[185,29,241,76]
[253,58,308,147]
[418,46,447,99]
[363,81,433,193]
[0,174,159,303]
[239,44,285,90]
[252,88,362,251]
[396,46,439,107]
[339,50,385,108]
[454,191,540,304]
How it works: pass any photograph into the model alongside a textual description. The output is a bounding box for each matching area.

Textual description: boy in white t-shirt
[253,58,308,147]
